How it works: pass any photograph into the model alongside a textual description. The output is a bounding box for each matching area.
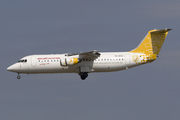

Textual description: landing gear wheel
[17,76,21,79]
[81,75,86,80]
[79,72,88,80]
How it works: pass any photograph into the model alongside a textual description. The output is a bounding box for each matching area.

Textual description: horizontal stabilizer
[150,28,172,33]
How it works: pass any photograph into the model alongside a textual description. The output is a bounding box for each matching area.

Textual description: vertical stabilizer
[130,28,171,55]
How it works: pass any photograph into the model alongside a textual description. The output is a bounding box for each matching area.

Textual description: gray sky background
[1,0,180,120]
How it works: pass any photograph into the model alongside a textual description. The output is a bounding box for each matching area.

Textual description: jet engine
[60,58,80,66]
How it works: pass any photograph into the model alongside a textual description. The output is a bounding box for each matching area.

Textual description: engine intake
[60,58,80,66]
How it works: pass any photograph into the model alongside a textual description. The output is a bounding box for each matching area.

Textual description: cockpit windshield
[17,59,27,63]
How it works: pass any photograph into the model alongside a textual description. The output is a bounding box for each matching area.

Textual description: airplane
[7,28,171,80]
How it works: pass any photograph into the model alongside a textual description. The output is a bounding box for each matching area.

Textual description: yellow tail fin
[130,28,171,55]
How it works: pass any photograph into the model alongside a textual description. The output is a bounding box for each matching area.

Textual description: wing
[65,50,101,59]
[79,50,101,58]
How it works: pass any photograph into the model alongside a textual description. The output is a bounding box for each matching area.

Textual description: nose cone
[7,63,20,73]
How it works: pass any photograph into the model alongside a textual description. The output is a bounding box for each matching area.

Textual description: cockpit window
[17,59,27,63]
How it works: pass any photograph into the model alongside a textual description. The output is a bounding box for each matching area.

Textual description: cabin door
[125,55,130,64]
[31,57,37,67]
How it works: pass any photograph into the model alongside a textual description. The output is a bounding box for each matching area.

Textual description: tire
[17,76,21,79]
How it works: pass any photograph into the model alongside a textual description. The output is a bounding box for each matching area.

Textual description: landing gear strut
[79,72,88,80]
[17,73,21,79]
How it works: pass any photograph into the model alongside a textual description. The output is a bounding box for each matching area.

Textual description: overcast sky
[1,0,180,120]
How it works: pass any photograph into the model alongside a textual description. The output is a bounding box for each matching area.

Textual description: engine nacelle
[60,58,79,66]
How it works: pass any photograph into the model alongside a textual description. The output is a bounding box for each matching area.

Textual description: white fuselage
[7,52,148,74]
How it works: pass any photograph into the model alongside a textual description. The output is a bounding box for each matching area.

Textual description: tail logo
[132,55,140,63]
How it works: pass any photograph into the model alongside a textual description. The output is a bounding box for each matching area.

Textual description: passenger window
[44,60,46,62]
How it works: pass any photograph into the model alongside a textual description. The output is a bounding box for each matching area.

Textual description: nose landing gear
[17,73,21,79]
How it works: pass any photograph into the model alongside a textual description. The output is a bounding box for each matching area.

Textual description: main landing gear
[79,72,88,80]
[17,73,21,79]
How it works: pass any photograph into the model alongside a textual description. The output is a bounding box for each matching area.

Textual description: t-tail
[130,28,171,62]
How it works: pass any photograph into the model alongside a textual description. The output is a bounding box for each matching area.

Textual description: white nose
[7,63,20,73]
